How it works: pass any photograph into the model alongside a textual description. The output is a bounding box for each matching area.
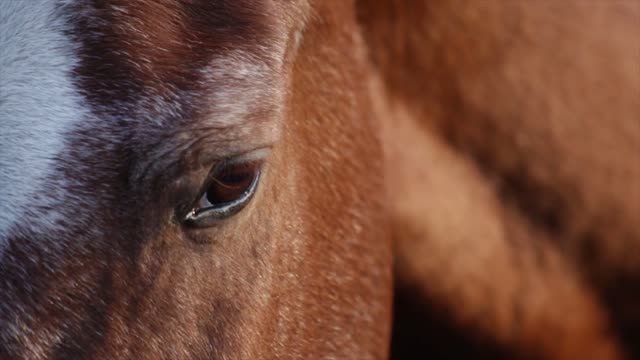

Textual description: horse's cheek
[252,2,392,358]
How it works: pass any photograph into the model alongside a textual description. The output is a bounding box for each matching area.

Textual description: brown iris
[184,157,263,228]
[205,160,261,205]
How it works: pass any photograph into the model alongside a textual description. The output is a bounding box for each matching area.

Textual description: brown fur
[1,1,391,359]
[2,1,639,359]
[358,0,640,359]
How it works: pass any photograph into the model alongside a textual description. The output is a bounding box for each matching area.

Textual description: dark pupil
[206,162,257,204]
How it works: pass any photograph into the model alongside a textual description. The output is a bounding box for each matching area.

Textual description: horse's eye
[184,156,263,228]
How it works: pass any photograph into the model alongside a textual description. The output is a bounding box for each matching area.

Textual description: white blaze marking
[0,1,86,247]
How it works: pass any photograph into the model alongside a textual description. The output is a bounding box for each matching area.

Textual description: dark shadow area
[390,283,518,360]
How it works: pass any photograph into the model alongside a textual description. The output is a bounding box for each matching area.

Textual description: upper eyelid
[223,148,271,165]
[201,148,270,191]
[187,148,270,209]
[134,127,273,187]
[186,143,274,177]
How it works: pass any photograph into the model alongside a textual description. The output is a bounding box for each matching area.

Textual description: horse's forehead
[0,1,87,242]
[0,0,292,248]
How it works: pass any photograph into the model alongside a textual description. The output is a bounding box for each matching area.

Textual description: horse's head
[0,1,391,358]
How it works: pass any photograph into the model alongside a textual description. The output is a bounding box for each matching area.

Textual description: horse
[362,1,640,359]
[1,1,638,359]
[0,1,391,358]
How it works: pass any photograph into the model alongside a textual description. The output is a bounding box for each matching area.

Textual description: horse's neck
[360,1,640,359]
